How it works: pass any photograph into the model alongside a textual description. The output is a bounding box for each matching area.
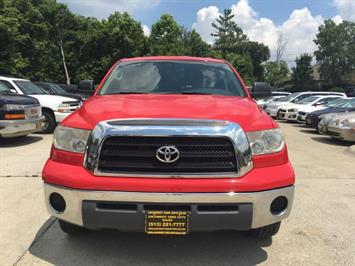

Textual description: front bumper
[327,126,355,141]
[0,116,44,138]
[44,183,294,230]
[279,110,297,121]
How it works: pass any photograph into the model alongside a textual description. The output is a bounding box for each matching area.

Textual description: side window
[0,80,16,91]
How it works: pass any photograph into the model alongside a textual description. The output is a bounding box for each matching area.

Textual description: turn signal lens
[4,113,25,119]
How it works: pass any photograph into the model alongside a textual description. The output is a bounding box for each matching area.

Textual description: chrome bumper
[44,183,294,229]
[0,116,44,137]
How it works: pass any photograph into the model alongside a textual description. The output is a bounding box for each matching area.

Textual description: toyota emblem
[156,145,180,163]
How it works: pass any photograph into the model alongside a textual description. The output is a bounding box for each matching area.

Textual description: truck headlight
[246,128,284,155]
[53,125,91,153]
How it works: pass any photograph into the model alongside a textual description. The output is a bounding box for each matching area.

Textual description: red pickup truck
[43,56,295,238]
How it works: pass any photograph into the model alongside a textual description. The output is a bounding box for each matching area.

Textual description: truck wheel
[249,222,281,238]
[41,110,56,134]
[58,220,87,235]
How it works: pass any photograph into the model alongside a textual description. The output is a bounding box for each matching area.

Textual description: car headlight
[339,119,355,129]
[288,108,297,112]
[246,128,284,155]
[3,104,26,111]
[53,125,91,153]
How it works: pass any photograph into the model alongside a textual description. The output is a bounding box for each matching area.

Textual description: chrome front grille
[98,136,238,174]
[84,118,253,178]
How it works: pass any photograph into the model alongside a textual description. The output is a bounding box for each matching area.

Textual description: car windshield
[327,98,347,107]
[0,82,11,93]
[271,96,286,102]
[340,98,355,108]
[14,80,46,95]
[277,93,301,102]
[99,61,247,97]
[49,83,67,94]
[298,96,320,105]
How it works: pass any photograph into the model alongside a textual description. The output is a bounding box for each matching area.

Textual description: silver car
[319,111,355,142]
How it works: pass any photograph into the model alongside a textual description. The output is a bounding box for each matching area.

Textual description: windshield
[278,93,301,102]
[50,83,67,94]
[0,82,11,93]
[14,80,46,95]
[339,98,355,108]
[298,96,320,105]
[327,98,347,107]
[99,61,247,96]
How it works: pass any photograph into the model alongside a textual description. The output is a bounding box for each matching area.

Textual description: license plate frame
[145,210,190,235]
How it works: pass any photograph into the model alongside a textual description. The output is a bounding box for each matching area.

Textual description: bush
[329,87,346,93]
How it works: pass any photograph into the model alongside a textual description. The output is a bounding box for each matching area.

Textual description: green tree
[242,41,270,80]
[182,29,210,57]
[149,14,184,55]
[314,19,355,86]
[226,53,254,85]
[264,61,290,87]
[291,54,314,91]
[211,9,247,56]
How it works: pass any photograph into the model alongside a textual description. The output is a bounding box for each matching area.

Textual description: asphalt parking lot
[0,122,354,266]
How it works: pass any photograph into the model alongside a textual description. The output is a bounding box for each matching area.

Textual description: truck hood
[0,94,39,105]
[29,94,79,109]
[62,94,276,132]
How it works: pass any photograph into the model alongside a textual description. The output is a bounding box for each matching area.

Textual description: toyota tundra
[42,56,295,239]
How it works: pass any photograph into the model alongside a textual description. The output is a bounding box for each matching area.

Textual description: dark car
[35,82,83,101]
[0,83,44,138]
[305,98,355,131]
[58,84,78,94]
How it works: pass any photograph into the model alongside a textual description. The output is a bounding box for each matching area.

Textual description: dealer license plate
[145,210,189,235]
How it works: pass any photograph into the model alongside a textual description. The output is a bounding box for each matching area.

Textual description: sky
[58,0,355,63]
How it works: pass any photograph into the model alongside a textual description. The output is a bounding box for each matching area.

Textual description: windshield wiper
[157,91,214,95]
[105,92,149,95]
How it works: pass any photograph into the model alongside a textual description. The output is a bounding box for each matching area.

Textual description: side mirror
[250,82,272,99]
[10,89,17,94]
[78,80,95,95]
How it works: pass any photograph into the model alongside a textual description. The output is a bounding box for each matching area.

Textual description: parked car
[305,98,355,131]
[278,95,344,122]
[42,56,295,239]
[0,76,81,133]
[34,82,83,101]
[58,84,78,94]
[264,91,346,118]
[0,82,43,138]
[256,95,286,108]
[319,111,355,142]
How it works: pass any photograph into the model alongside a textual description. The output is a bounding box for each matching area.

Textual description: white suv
[264,91,346,118]
[0,76,81,133]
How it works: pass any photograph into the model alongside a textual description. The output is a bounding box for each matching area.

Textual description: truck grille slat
[98,136,238,174]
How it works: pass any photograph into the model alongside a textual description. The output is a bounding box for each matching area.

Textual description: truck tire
[41,110,56,134]
[58,220,87,234]
[249,222,281,238]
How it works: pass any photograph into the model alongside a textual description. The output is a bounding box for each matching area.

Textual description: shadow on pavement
[29,218,271,266]
[0,135,43,147]
[299,129,317,135]
[311,136,350,147]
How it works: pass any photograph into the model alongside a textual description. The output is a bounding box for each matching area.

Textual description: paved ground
[0,123,354,266]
